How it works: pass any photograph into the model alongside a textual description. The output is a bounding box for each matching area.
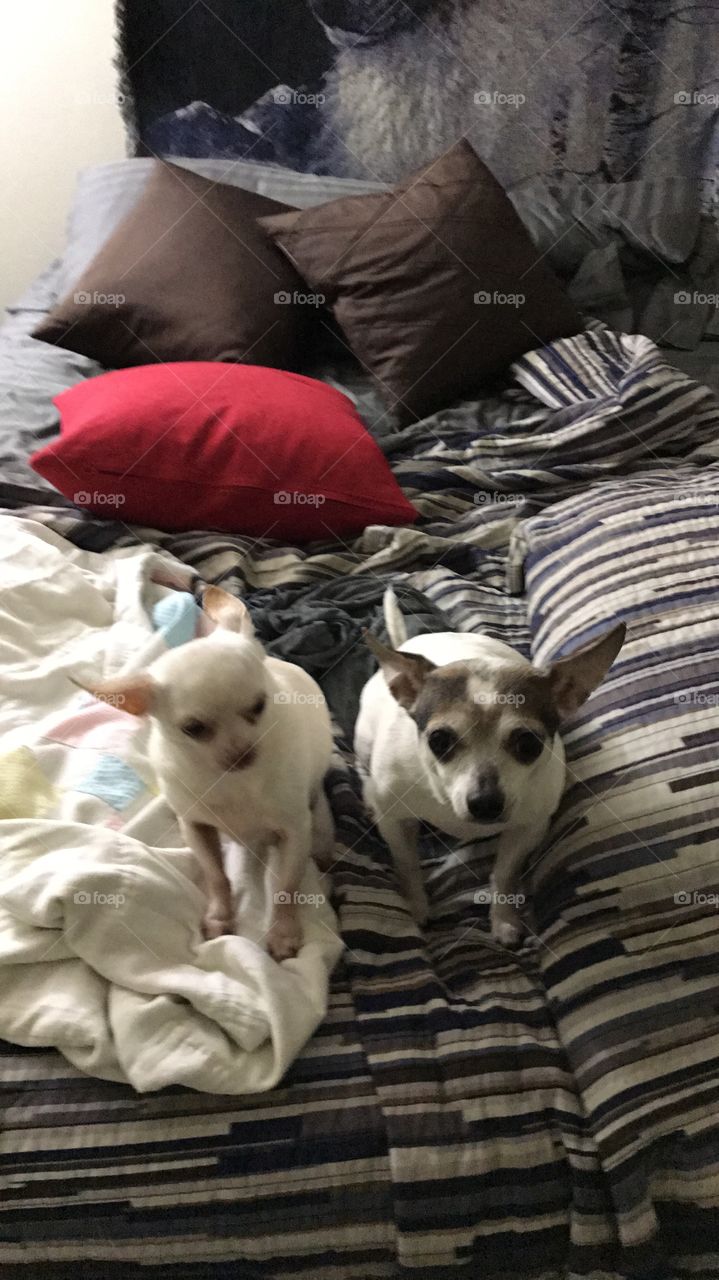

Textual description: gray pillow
[509,175,701,276]
[509,175,713,345]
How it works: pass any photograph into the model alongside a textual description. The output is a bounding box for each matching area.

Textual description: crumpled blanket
[249,575,449,740]
[0,517,343,1093]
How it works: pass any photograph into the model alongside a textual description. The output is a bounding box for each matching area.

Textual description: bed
[2,4,719,1277]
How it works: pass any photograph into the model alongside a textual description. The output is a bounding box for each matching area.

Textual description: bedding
[2,1,718,1267]
[31,363,417,537]
[262,140,581,423]
[33,162,314,370]
[52,155,719,360]
[112,0,718,367]
[516,470,719,1261]
[56,157,386,297]
[4,252,719,1270]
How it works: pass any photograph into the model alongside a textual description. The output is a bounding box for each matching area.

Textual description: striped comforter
[2,310,719,1276]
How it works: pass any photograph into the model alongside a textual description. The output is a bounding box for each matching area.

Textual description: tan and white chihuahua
[79,587,334,961]
[355,589,625,944]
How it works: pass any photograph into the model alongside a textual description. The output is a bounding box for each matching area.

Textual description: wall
[0,0,126,309]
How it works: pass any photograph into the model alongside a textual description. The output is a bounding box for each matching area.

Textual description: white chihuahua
[355,589,625,944]
[80,586,334,961]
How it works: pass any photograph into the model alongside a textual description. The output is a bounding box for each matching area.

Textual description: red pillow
[31,364,417,541]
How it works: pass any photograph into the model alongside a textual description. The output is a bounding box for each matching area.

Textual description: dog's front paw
[490,902,523,949]
[202,908,234,940]
[267,915,303,962]
[491,917,523,948]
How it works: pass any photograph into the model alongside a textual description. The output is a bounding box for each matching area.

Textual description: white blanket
[0,517,343,1094]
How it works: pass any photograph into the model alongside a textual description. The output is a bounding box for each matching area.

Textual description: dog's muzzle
[224,747,257,772]
[466,787,505,824]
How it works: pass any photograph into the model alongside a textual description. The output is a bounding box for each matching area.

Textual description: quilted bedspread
[2,308,719,1276]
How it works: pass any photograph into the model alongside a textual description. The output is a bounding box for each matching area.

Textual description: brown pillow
[34,162,310,370]
[261,140,582,423]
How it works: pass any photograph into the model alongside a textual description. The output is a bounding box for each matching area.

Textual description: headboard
[115,0,718,197]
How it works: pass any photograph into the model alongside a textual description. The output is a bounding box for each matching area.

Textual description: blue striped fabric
[520,466,719,1268]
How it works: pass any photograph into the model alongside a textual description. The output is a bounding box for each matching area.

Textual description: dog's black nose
[467,787,505,823]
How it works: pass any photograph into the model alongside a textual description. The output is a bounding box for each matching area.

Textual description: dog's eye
[508,728,544,764]
[427,727,459,760]
[181,719,212,741]
[245,695,266,722]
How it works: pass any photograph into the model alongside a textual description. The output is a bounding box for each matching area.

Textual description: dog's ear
[548,622,626,719]
[203,586,254,637]
[71,673,155,716]
[364,631,435,710]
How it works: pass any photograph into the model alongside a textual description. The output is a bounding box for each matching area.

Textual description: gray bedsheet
[669,340,719,393]
[0,262,99,506]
